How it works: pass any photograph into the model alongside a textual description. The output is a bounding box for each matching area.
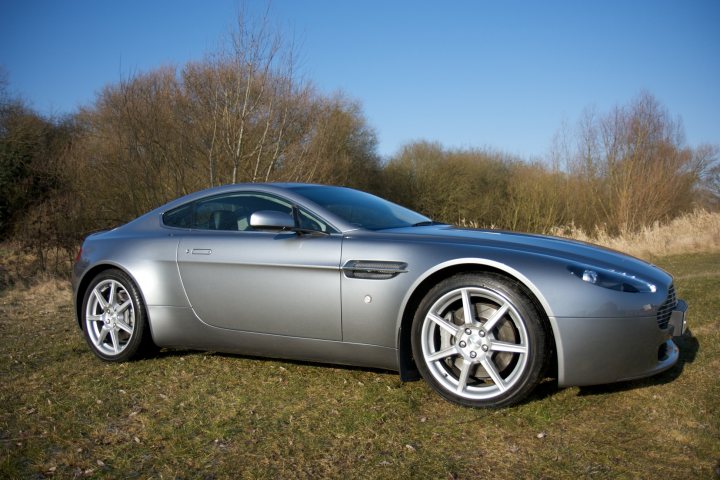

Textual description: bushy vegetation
[1,16,718,278]
[378,94,719,235]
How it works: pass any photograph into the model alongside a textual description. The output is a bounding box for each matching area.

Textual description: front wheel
[411,273,548,408]
[81,269,154,362]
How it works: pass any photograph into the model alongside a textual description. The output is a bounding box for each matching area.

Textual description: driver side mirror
[249,210,295,231]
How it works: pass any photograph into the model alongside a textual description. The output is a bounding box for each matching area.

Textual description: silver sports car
[72,183,688,407]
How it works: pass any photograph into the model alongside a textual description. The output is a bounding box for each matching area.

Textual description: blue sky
[1,0,718,160]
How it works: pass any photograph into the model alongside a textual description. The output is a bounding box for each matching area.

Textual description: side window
[163,203,193,228]
[298,208,329,233]
[163,193,294,231]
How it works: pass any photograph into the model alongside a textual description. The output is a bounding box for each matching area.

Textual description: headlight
[567,265,656,293]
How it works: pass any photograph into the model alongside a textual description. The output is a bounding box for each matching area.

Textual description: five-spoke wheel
[81,269,153,361]
[412,273,547,407]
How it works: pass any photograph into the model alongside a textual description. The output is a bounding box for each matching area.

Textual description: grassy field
[1,252,719,479]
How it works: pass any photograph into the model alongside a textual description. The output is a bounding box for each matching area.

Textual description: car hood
[382,224,668,282]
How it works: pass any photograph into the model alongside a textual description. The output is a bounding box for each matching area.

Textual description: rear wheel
[411,273,547,407]
[81,269,154,361]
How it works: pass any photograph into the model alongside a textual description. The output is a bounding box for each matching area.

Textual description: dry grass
[1,229,719,478]
[550,209,720,260]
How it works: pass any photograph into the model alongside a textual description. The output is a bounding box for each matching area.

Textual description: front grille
[656,284,676,329]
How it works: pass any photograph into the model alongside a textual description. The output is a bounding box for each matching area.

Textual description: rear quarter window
[163,204,193,228]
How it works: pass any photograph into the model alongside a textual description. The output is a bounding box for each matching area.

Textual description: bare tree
[692,144,720,209]
[199,7,299,185]
[61,8,379,231]
[568,92,700,233]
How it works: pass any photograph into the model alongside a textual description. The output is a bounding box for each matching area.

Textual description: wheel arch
[74,263,150,332]
[396,259,559,381]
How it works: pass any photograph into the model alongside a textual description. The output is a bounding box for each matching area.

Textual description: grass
[1,249,719,478]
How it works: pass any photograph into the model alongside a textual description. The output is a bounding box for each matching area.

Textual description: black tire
[81,269,155,362]
[411,273,547,408]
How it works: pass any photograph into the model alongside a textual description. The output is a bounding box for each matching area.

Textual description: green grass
[1,253,719,479]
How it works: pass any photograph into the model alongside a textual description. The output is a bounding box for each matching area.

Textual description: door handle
[190,248,212,255]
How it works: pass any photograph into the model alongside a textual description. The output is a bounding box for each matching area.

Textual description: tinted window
[298,209,330,232]
[163,193,292,231]
[163,192,332,233]
[163,203,193,228]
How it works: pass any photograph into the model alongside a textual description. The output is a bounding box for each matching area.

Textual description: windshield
[290,185,431,230]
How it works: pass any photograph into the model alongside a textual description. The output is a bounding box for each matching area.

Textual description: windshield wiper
[411,221,437,227]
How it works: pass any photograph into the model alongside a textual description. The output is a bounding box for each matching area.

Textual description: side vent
[342,260,408,280]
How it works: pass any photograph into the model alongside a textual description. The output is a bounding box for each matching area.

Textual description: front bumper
[552,298,688,387]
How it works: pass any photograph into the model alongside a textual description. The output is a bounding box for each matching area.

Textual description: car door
[174,192,343,341]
